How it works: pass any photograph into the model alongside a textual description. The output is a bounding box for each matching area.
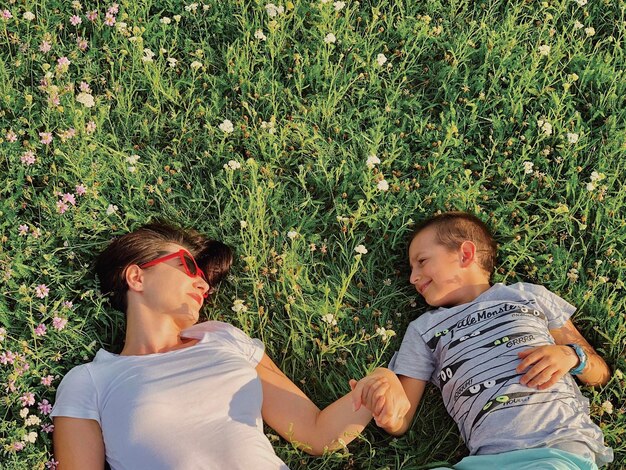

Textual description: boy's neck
[443,282,492,308]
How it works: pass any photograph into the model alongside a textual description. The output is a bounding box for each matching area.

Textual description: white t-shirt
[51,321,289,470]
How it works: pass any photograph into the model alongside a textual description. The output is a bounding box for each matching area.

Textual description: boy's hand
[349,368,410,430]
[516,345,579,389]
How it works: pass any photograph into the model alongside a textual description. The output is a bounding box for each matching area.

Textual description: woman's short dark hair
[95,221,233,313]
[410,211,497,275]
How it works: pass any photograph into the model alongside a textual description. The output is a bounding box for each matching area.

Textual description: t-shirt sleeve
[217,323,265,366]
[50,364,100,424]
[388,321,436,382]
[518,283,576,329]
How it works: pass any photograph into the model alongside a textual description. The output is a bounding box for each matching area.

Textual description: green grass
[1,0,625,468]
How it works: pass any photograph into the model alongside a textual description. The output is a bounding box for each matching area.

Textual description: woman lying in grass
[50,221,408,470]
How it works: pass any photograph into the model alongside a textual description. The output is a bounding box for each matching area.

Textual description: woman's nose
[194,276,210,297]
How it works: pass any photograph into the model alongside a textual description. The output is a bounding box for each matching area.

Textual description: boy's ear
[125,265,145,293]
[459,241,477,267]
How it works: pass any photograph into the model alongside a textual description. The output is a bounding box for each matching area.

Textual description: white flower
[287,230,298,240]
[106,204,118,215]
[240,220,248,229]
[537,118,553,136]
[584,27,595,37]
[22,431,37,443]
[231,299,248,313]
[574,20,583,30]
[254,29,267,41]
[377,179,389,191]
[20,408,29,419]
[142,48,155,63]
[0,326,5,342]
[23,11,36,21]
[586,182,596,191]
[567,268,579,282]
[324,33,336,44]
[185,3,199,12]
[219,119,234,134]
[173,14,181,23]
[376,53,387,66]
[366,154,380,169]
[538,44,550,56]
[166,57,177,68]
[25,415,41,426]
[160,16,171,24]
[333,1,346,11]
[126,154,140,164]
[354,244,368,255]
[576,0,587,6]
[261,120,276,134]
[223,160,241,170]
[601,400,613,414]
[190,60,203,70]
[265,3,284,17]
[590,171,606,182]
[566,132,579,144]
[322,313,337,326]
[76,92,95,108]
[523,161,534,174]
[376,327,396,342]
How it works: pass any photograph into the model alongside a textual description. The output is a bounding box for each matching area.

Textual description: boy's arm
[516,319,611,389]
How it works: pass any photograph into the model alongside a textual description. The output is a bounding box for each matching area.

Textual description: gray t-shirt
[390,282,613,466]
[51,321,289,470]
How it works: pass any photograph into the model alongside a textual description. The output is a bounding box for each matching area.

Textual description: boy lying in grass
[357,211,613,469]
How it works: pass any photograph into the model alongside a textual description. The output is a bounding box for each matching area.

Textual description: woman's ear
[125,265,145,293]
[459,241,477,267]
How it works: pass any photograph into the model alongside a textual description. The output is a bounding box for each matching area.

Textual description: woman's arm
[256,353,393,455]
[53,417,105,470]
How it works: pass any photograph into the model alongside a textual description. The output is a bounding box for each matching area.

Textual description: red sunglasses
[139,250,210,297]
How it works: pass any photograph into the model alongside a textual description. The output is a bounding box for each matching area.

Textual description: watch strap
[567,343,587,375]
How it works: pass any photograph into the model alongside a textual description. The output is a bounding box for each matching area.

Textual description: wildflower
[45,459,59,469]
[39,41,52,53]
[576,0,587,5]
[85,120,97,134]
[354,244,368,255]
[10,442,24,452]
[104,13,116,26]
[38,400,53,415]
[567,268,579,282]
[173,15,181,23]
[240,220,248,229]
[377,179,389,191]
[566,132,579,144]
[126,154,140,165]
[219,119,234,134]
[72,1,82,10]
[376,53,387,66]
[1,10,12,20]
[160,17,171,24]
[41,375,54,386]
[34,324,47,336]
[57,56,71,67]
[523,161,534,174]
[23,431,37,444]
[324,33,336,44]
[20,149,36,165]
[537,118,552,136]
[5,130,17,142]
[76,92,95,107]
[265,3,284,17]
[108,3,119,15]
[106,204,118,215]
[56,200,69,214]
[75,184,86,195]
[383,278,392,286]
[231,299,248,313]
[254,29,267,41]
[584,27,595,37]
[538,44,551,56]
[25,415,41,426]
[185,3,199,12]
[23,11,35,21]
[59,128,77,141]
[224,160,241,170]
[62,193,76,206]
[0,326,5,341]
[79,81,91,92]
[190,60,203,70]
[75,36,88,51]
[142,48,155,63]
[20,408,29,419]
[70,15,82,26]
[573,20,583,30]
[35,284,50,298]
[166,57,177,68]
[87,10,98,21]
[333,1,346,11]
[20,392,36,407]
[42,424,54,434]
[287,230,298,240]
[376,327,396,342]
[366,154,381,169]
[322,313,337,326]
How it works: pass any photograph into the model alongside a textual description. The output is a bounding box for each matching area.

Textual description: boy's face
[408,227,470,307]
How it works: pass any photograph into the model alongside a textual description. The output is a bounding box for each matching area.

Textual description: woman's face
[138,243,211,327]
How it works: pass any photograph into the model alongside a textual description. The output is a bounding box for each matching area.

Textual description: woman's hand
[516,345,579,389]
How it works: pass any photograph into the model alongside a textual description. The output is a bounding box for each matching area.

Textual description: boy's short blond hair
[411,211,497,276]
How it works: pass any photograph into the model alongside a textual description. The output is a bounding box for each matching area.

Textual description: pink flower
[52,316,68,330]
[38,399,53,415]
[45,458,59,469]
[31,227,41,238]
[104,13,116,26]
[85,120,96,134]
[87,10,97,21]
[21,150,36,165]
[1,10,12,20]
[70,15,82,26]
[57,56,71,67]
[41,375,54,386]
[39,132,53,145]
[5,130,17,142]
[41,423,54,433]
[10,441,24,452]
[75,184,86,196]
[77,37,89,51]
[62,193,76,206]
[108,3,119,14]
[18,224,29,236]
[59,128,76,142]
[35,284,50,298]
[20,392,35,407]
[39,41,51,53]
[79,81,91,92]
[0,350,16,365]
[56,200,69,214]
[34,324,47,336]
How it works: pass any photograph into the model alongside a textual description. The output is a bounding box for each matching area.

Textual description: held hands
[516,345,579,390]
[349,368,410,431]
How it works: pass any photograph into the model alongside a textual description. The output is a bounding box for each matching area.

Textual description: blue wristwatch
[567,343,587,375]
